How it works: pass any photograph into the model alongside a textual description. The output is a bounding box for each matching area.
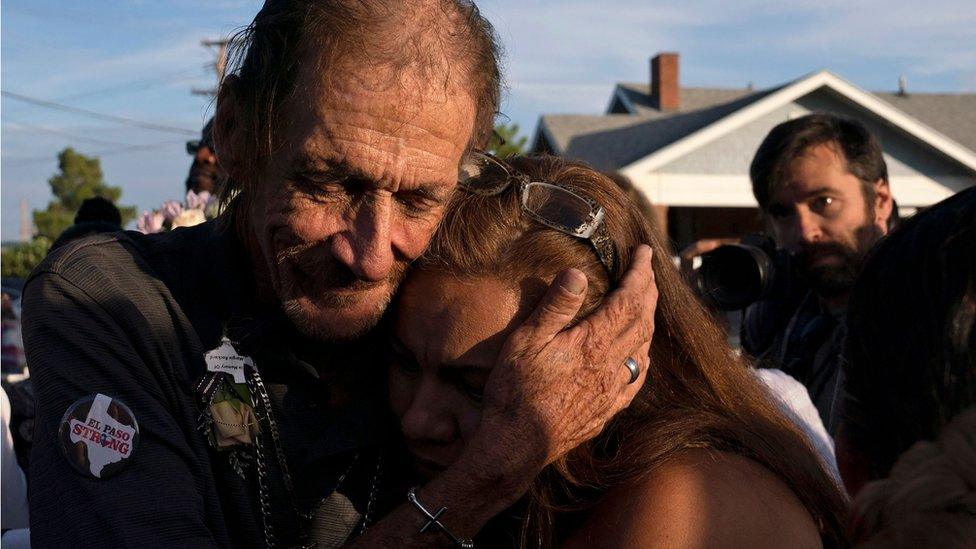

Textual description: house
[532,53,976,249]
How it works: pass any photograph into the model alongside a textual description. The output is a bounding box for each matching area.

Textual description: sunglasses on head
[458,152,617,276]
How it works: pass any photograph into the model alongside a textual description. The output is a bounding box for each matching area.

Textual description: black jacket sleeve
[23,240,226,548]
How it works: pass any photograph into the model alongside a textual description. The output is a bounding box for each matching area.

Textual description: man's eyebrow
[799,186,838,199]
[399,185,450,202]
[289,154,352,179]
[291,154,451,199]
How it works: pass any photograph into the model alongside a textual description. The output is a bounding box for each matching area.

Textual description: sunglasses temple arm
[589,222,617,277]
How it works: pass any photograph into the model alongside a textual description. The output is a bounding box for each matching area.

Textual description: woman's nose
[399,383,457,444]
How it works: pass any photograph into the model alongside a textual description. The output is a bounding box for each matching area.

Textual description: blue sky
[3,0,975,241]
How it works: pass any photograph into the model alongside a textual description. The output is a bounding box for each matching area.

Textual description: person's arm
[351,245,658,547]
[563,449,822,549]
[23,268,222,548]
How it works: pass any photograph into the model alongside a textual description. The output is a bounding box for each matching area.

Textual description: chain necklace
[247,365,384,548]
[248,365,304,548]
[359,452,384,535]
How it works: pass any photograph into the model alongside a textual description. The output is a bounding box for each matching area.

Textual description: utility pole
[191,39,231,98]
[19,199,31,241]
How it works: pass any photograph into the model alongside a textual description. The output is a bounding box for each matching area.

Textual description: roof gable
[537,86,780,170]
[619,71,976,178]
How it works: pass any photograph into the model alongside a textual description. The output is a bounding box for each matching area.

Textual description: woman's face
[389,270,528,479]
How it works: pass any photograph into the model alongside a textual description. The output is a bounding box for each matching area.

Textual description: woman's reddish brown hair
[417,154,848,547]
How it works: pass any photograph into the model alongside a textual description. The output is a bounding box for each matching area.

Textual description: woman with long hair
[387,154,847,547]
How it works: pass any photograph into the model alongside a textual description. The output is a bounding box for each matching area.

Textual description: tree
[487,122,528,158]
[32,148,136,240]
[1,237,51,278]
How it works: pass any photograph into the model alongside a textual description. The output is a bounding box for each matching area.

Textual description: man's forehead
[774,144,857,198]
[278,62,475,183]
[295,55,474,135]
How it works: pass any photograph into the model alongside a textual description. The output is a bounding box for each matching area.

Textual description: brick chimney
[650,52,680,111]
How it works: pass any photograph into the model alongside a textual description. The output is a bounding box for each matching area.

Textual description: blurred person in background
[2,386,30,547]
[1,291,25,376]
[185,118,224,194]
[837,187,975,545]
[49,196,123,251]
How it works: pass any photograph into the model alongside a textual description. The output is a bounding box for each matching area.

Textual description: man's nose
[795,209,823,244]
[333,197,395,282]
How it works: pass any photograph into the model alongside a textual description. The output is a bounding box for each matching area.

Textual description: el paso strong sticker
[58,393,140,479]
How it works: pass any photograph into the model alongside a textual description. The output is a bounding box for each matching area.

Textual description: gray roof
[872,92,976,152]
[540,85,781,171]
[615,83,757,116]
[538,80,976,170]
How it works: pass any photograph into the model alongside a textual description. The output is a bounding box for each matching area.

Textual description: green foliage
[32,148,136,240]
[1,237,51,279]
[487,122,528,158]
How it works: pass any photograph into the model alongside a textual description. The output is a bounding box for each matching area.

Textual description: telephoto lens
[696,243,775,311]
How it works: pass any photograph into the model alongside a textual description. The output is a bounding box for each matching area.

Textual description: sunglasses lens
[523,182,595,235]
[459,153,511,194]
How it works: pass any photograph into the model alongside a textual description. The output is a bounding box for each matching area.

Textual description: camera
[694,233,797,312]
[693,234,810,356]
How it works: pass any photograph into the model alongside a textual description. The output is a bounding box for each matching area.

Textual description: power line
[59,70,207,102]
[1,90,198,136]
[3,115,135,148]
[4,139,184,168]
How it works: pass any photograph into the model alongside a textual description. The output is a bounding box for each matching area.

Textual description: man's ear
[872,179,893,233]
[213,75,246,183]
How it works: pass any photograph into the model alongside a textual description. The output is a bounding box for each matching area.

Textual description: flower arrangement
[137,190,219,233]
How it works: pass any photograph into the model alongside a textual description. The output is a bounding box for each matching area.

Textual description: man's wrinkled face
[247,61,476,340]
[767,143,889,299]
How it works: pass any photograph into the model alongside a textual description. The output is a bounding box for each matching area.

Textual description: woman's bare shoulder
[563,449,822,549]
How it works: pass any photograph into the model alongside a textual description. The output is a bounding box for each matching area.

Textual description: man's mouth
[289,260,382,306]
[808,252,841,266]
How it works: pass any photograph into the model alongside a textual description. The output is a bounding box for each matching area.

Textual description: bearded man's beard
[796,222,884,298]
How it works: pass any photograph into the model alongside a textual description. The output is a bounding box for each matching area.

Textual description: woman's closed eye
[441,369,487,404]
[389,339,421,377]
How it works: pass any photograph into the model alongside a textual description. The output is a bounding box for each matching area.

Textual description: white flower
[137,210,165,234]
[170,208,207,229]
[160,200,184,223]
[186,190,213,211]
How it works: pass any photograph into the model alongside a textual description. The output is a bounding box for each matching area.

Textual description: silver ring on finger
[623,357,640,384]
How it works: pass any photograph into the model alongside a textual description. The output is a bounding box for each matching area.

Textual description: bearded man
[750,113,894,435]
[21,1,656,547]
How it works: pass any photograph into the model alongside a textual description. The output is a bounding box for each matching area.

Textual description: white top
[753,368,842,485]
[2,385,30,541]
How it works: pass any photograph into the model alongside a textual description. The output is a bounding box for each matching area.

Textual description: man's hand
[474,244,658,479]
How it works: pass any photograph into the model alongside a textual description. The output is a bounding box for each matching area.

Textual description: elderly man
[23,1,656,547]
